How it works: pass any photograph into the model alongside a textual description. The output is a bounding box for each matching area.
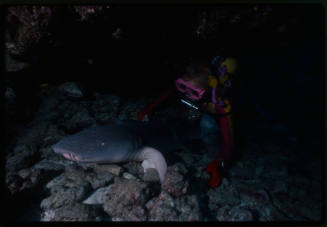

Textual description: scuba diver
[137,56,238,188]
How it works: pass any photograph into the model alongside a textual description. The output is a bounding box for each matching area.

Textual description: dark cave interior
[5,4,324,152]
[2,4,325,222]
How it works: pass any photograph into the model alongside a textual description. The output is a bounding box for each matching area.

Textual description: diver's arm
[137,87,175,122]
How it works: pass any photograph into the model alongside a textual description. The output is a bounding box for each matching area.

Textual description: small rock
[142,115,149,122]
[41,209,56,221]
[78,162,98,169]
[29,168,42,184]
[64,164,87,185]
[64,109,96,133]
[123,172,139,181]
[111,217,124,222]
[5,87,16,99]
[39,147,71,166]
[123,162,144,178]
[84,166,114,189]
[33,159,65,172]
[143,168,160,182]
[95,164,123,176]
[58,82,84,98]
[83,185,111,205]
[17,168,32,179]
[46,173,67,189]
[19,180,34,191]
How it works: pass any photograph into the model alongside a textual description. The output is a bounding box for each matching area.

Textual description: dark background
[4,4,325,155]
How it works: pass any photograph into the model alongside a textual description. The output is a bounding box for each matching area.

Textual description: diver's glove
[137,107,153,122]
[137,89,174,122]
[205,159,224,188]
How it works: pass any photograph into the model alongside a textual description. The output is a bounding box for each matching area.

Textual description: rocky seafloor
[4,82,323,222]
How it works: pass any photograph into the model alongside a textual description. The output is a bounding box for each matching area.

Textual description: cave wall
[3,4,324,146]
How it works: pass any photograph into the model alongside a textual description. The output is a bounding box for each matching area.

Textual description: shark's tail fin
[134,146,167,185]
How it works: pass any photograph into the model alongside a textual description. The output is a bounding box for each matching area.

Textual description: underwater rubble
[4,81,323,222]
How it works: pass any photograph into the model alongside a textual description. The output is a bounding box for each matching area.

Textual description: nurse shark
[52,119,202,184]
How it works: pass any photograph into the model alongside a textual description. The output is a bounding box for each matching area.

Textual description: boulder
[103,177,149,217]
[162,163,189,197]
[146,191,178,221]
[40,182,92,210]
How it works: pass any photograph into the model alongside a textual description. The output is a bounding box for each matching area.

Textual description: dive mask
[175,78,206,101]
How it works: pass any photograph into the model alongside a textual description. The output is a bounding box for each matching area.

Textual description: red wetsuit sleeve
[215,104,233,161]
[137,87,175,121]
[148,88,174,111]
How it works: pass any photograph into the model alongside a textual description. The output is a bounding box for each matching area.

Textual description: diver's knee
[200,114,219,135]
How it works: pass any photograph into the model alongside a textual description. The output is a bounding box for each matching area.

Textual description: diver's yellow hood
[208,57,238,88]
[221,58,238,74]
